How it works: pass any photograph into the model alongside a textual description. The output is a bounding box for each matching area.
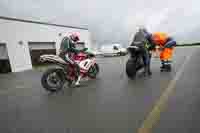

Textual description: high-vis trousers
[160,47,174,61]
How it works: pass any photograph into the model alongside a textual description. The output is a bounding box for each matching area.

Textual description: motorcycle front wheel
[126,58,137,79]
[88,63,100,79]
[41,68,65,92]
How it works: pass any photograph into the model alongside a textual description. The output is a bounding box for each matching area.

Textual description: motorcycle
[39,49,99,92]
[125,42,146,79]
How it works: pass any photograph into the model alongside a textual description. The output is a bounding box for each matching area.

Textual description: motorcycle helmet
[69,32,80,42]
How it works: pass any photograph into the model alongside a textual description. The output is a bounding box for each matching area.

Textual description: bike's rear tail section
[40,54,67,66]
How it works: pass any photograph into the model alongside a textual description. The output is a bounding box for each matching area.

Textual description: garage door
[0,43,11,73]
[28,42,56,65]
[0,43,9,60]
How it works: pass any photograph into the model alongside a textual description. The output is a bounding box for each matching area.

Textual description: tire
[41,68,65,92]
[88,63,100,79]
[126,58,137,79]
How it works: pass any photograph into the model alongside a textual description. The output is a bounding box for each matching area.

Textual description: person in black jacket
[130,28,154,76]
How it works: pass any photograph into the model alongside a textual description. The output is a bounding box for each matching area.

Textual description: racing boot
[165,64,172,72]
[160,60,166,72]
[74,64,81,86]
[160,60,171,72]
[160,60,165,69]
[75,75,81,86]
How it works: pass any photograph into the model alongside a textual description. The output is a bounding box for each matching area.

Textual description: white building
[0,16,92,73]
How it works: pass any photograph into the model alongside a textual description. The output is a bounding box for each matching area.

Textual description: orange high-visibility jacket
[151,32,169,47]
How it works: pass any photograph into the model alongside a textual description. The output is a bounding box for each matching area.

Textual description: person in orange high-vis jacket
[151,32,176,72]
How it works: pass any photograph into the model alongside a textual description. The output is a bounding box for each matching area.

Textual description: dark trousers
[141,48,151,73]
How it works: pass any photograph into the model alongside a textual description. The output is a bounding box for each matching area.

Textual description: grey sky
[1,0,200,45]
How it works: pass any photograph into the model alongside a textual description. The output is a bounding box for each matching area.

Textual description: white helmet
[69,32,80,42]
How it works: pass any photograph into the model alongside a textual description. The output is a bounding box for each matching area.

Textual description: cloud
[1,0,200,45]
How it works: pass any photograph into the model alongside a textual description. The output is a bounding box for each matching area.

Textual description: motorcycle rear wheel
[41,68,65,92]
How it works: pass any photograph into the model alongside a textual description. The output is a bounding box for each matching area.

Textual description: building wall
[0,19,91,72]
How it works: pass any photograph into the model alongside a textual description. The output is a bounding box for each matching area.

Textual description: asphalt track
[0,47,199,133]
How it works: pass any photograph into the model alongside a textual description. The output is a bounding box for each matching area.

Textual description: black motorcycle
[126,43,146,79]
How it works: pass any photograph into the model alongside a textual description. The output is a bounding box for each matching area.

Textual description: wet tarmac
[153,48,200,133]
[0,47,199,133]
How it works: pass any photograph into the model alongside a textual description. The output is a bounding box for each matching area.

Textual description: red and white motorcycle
[40,49,99,92]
